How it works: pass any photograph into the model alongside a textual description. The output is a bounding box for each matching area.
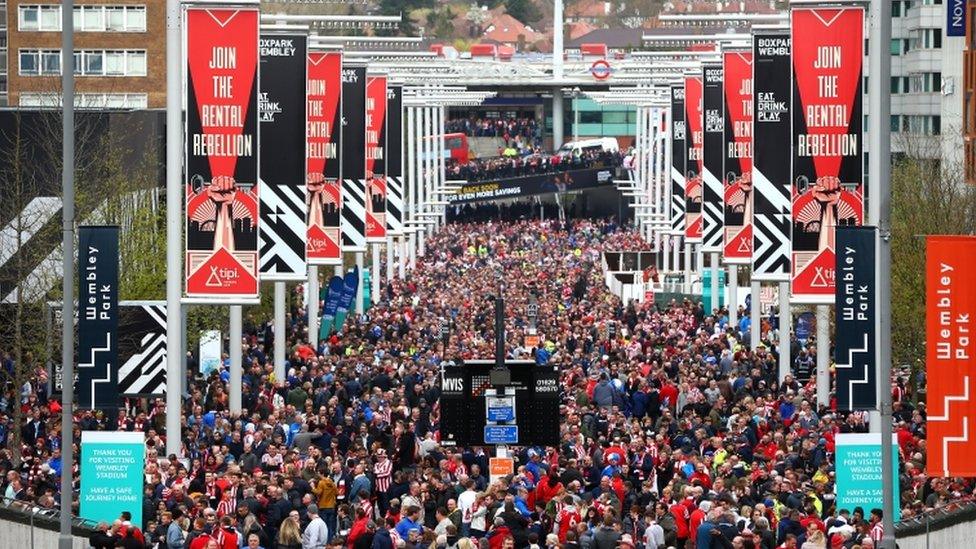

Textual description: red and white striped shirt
[374,458,393,493]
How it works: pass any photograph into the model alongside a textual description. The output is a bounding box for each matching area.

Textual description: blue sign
[484,425,519,445]
[948,0,966,36]
[835,433,901,521]
[486,396,516,422]
[796,311,816,344]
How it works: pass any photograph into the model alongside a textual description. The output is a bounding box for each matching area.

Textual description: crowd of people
[448,149,624,183]
[446,117,541,146]
[0,216,946,549]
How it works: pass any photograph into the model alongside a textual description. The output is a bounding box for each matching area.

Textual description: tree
[890,141,976,387]
[505,0,542,25]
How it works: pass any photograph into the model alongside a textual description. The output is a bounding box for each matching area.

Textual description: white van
[555,137,620,158]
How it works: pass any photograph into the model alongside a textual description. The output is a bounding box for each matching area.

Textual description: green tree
[506,0,542,24]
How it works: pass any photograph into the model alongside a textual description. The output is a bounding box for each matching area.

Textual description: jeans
[323,508,337,541]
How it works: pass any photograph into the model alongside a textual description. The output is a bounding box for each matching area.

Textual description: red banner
[365,75,387,242]
[926,236,976,477]
[790,7,865,302]
[722,51,753,263]
[306,50,343,265]
[184,7,259,299]
[684,75,703,242]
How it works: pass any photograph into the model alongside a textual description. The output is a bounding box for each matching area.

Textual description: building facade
[5,0,164,108]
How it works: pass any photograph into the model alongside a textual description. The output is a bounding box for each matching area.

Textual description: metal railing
[895,498,976,548]
[0,495,99,548]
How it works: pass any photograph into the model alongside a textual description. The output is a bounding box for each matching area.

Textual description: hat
[307,504,319,514]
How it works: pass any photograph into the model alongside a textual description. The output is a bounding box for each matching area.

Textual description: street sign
[590,59,612,80]
[486,396,516,422]
[484,425,518,445]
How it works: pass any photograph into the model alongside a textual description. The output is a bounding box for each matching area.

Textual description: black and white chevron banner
[118,303,166,397]
[669,85,686,236]
[259,180,308,279]
[387,176,404,235]
[701,63,724,253]
[341,178,367,250]
[751,30,792,281]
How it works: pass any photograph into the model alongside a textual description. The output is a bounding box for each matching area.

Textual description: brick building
[5,0,164,108]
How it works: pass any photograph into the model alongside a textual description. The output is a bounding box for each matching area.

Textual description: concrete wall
[898,520,972,549]
[0,518,92,549]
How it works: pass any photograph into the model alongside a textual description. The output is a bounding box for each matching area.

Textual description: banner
[926,236,976,477]
[78,226,119,411]
[258,31,308,280]
[722,51,753,264]
[184,6,260,300]
[449,167,614,204]
[117,302,166,397]
[701,63,724,253]
[386,84,404,235]
[834,227,877,411]
[670,85,686,236]
[791,7,865,302]
[320,275,344,340]
[684,75,703,242]
[835,434,900,520]
[948,0,966,37]
[80,431,145,527]
[306,49,343,265]
[334,267,360,330]
[199,330,222,376]
[366,75,388,241]
[752,31,792,281]
[341,64,368,252]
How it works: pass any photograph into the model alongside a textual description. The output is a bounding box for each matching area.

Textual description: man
[89,522,117,549]
[395,506,424,540]
[303,504,329,549]
[245,533,265,549]
[167,509,187,549]
[457,480,478,537]
[868,508,884,543]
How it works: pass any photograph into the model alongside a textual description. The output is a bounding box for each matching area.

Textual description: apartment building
[5,0,164,108]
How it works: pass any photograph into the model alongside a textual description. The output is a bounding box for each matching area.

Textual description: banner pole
[386,239,394,282]
[750,278,761,349]
[710,252,719,312]
[778,281,791,382]
[229,305,242,415]
[729,266,738,328]
[371,244,381,305]
[164,0,183,457]
[308,266,319,348]
[355,252,365,314]
[59,0,76,541]
[869,0,896,539]
[816,304,830,408]
[274,282,286,380]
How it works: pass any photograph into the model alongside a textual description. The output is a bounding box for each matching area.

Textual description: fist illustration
[812,176,841,206]
[207,175,237,204]
[738,172,753,193]
[307,172,325,193]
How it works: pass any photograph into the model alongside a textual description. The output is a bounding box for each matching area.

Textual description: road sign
[590,59,611,80]
[489,457,514,483]
[484,425,519,445]
[486,396,516,422]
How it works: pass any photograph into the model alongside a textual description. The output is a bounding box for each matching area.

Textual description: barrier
[895,500,976,549]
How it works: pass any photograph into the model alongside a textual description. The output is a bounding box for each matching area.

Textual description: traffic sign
[486,396,516,422]
[484,425,519,445]
[590,59,612,80]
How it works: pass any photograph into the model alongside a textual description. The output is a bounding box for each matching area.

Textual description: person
[303,504,329,549]
[592,514,620,549]
[89,522,117,549]
[167,509,187,549]
[277,511,304,549]
[245,533,266,549]
[214,516,239,549]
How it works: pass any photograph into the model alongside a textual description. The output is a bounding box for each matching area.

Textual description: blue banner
[948,0,966,36]
[334,267,359,331]
[320,276,344,340]
[78,226,120,411]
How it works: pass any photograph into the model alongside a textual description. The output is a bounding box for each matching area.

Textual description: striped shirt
[374,458,393,493]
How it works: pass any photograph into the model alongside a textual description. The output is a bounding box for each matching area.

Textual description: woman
[277,511,303,549]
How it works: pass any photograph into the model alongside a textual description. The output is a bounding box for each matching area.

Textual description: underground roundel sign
[590,59,611,80]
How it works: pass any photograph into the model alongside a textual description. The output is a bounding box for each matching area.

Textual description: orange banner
[926,236,976,477]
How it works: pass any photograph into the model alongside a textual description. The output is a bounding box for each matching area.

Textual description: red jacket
[670,502,690,539]
[488,526,513,549]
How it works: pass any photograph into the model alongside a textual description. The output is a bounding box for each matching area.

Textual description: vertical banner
[722,51,754,264]
[834,227,877,411]
[80,431,145,527]
[341,63,368,252]
[306,49,343,265]
[117,302,167,397]
[684,75,704,242]
[365,74,388,242]
[320,275,344,339]
[835,434,900,520]
[752,31,792,281]
[926,236,976,477]
[78,226,119,411]
[790,7,865,302]
[184,6,260,299]
[948,0,966,37]
[386,85,404,235]
[670,85,686,236]
[701,63,724,253]
[198,330,222,376]
[259,31,308,280]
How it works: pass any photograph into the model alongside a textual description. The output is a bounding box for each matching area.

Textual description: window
[892,0,901,16]
[891,115,901,132]
[891,38,902,55]
[19,50,38,75]
[19,4,146,32]
[40,50,59,75]
[19,92,148,109]
[84,50,102,74]
[580,111,602,124]
[19,48,148,76]
[104,51,125,75]
[126,50,147,76]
